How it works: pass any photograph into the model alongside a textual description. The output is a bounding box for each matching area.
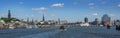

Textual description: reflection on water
[26,25,38,29]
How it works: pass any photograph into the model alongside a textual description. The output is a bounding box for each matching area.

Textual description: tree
[0,17,20,23]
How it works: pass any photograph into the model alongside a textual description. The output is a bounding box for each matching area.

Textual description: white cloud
[51,3,64,8]
[19,2,24,5]
[32,7,47,11]
[92,13,98,16]
[88,3,95,9]
[88,3,94,6]
[118,4,120,7]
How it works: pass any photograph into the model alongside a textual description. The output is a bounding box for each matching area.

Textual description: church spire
[8,10,11,19]
[42,14,45,21]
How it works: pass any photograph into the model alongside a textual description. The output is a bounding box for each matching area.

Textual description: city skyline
[0,0,120,22]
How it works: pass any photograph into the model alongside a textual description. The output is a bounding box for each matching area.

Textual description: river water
[0,25,120,38]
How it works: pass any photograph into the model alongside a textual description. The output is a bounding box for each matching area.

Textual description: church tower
[42,14,45,21]
[8,10,11,19]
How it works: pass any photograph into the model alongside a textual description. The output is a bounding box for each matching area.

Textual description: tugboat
[59,25,66,31]
[80,23,90,26]
[114,20,120,31]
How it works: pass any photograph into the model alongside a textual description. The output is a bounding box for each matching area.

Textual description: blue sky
[0,0,120,22]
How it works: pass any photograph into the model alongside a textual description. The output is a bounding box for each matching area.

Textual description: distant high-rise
[84,17,88,23]
[94,18,100,25]
[8,10,11,19]
[101,14,111,26]
[27,18,29,22]
[95,18,99,22]
[58,18,60,24]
